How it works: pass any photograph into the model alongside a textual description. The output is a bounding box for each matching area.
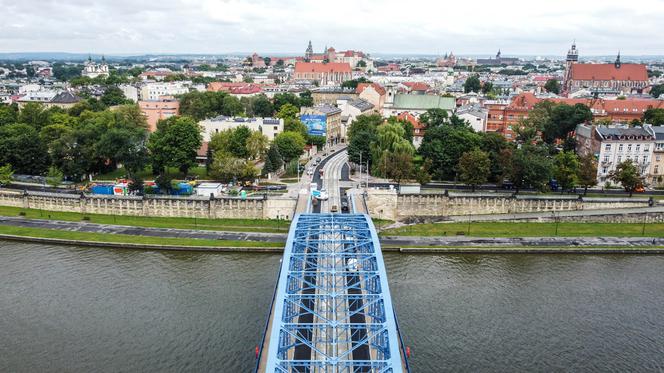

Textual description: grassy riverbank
[381,222,664,237]
[0,225,280,248]
[0,206,290,233]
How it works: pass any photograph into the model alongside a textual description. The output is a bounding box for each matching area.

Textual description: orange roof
[570,63,647,81]
[507,92,664,116]
[397,112,424,133]
[356,83,386,96]
[207,82,262,94]
[402,82,431,92]
[294,62,352,74]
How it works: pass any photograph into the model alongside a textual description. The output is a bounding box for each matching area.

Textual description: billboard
[300,114,327,137]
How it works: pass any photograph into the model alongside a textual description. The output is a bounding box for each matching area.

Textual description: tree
[0,104,18,126]
[274,131,306,163]
[0,164,13,185]
[643,108,664,125]
[610,160,642,196]
[209,153,252,182]
[463,75,481,93]
[228,125,252,158]
[651,84,664,99]
[577,153,598,195]
[507,145,553,193]
[246,131,269,160]
[545,103,592,143]
[222,95,243,116]
[419,109,449,128]
[252,95,274,117]
[45,166,64,188]
[347,114,381,166]
[418,124,482,180]
[544,79,561,94]
[458,149,491,192]
[101,86,129,106]
[273,93,301,111]
[18,102,50,129]
[263,57,271,66]
[553,151,580,193]
[262,143,283,175]
[148,116,202,177]
[371,122,415,181]
[481,81,494,95]
[299,91,314,107]
[276,103,300,120]
[0,123,49,175]
[341,77,371,90]
[480,132,512,182]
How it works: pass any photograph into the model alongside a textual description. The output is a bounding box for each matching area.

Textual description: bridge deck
[257,213,408,372]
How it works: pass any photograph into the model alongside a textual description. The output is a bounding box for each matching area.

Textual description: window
[602,167,608,174]
[627,145,632,152]
[636,144,641,152]
[644,145,650,152]
[643,156,649,163]
[619,144,624,152]
[656,165,660,174]
[605,144,612,151]
[617,156,622,162]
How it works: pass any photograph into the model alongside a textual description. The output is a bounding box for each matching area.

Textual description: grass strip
[0,225,281,248]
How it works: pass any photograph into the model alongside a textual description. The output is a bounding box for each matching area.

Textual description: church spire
[615,51,621,68]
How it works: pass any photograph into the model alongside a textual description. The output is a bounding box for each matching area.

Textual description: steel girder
[264,213,404,372]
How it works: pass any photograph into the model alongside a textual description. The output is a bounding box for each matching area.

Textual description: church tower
[563,41,579,95]
[305,41,313,61]
[614,51,622,69]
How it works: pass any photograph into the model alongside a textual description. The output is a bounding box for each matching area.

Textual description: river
[1,242,664,372]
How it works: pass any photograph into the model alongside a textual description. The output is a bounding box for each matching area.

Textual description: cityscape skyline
[1,0,664,55]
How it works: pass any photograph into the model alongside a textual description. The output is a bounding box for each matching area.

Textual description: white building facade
[199,116,284,142]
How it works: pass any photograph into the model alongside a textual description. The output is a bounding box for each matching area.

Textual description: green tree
[507,145,553,193]
[179,91,228,121]
[458,149,491,192]
[544,79,561,94]
[246,131,269,160]
[101,86,130,106]
[418,124,482,180]
[553,151,580,193]
[545,103,592,143]
[262,143,283,175]
[463,75,481,93]
[480,132,512,182]
[578,152,598,195]
[610,160,642,196]
[650,84,664,99]
[263,57,271,66]
[18,102,50,129]
[347,114,381,166]
[341,77,371,90]
[0,164,13,185]
[371,122,415,181]
[481,81,494,94]
[0,104,18,126]
[209,153,256,182]
[643,108,664,125]
[148,116,202,177]
[273,93,301,111]
[252,95,274,117]
[45,166,64,188]
[228,125,252,158]
[276,103,300,119]
[274,131,306,163]
[0,123,49,175]
[419,108,449,128]
[222,95,243,116]
[299,91,314,107]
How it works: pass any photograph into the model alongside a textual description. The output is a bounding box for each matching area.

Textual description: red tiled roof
[402,82,431,92]
[570,63,647,81]
[397,112,425,135]
[507,92,664,116]
[294,62,352,74]
[207,82,262,94]
[356,83,386,96]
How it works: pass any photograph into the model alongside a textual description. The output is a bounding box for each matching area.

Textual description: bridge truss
[263,213,407,372]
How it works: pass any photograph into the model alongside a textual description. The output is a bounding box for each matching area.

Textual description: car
[341,201,349,212]
[330,205,339,213]
[306,167,314,175]
[319,169,324,176]
[316,189,329,201]
[315,157,322,163]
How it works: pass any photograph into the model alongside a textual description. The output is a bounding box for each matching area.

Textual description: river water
[1,242,664,372]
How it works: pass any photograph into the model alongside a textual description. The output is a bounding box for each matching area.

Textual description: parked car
[341,201,349,212]
[315,157,321,163]
[306,167,314,175]
[330,205,339,213]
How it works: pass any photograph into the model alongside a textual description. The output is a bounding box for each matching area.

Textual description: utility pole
[359,152,362,189]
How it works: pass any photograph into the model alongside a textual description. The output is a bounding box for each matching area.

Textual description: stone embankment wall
[0,189,296,220]
[365,189,655,221]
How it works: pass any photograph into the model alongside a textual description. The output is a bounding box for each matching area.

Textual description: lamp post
[642,213,647,236]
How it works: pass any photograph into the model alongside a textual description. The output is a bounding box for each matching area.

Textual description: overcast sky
[1,0,663,56]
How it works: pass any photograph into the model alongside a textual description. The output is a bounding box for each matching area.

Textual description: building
[46,92,82,109]
[311,86,357,105]
[576,124,654,185]
[140,82,189,101]
[383,91,456,117]
[199,116,284,142]
[301,105,342,145]
[397,112,425,148]
[139,97,180,132]
[82,56,109,78]
[16,90,81,110]
[477,50,519,65]
[490,92,664,141]
[562,43,648,95]
[337,98,375,141]
[207,82,262,97]
[436,52,457,68]
[119,84,139,102]
[456,105,488,133]
[293,62,352,86]
[646,125,664,186]
[356,83,386,112]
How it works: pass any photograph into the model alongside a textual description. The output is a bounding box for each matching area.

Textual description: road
[320,150,349,213]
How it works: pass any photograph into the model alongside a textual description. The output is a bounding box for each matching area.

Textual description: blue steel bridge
[255,195,410,372]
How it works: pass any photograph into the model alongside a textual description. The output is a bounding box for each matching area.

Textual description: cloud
[0,0,662,55]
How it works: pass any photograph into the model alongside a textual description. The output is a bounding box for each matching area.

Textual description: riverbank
[2,225,664,254]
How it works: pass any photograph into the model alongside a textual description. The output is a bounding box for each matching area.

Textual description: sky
[1,0,664,56]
